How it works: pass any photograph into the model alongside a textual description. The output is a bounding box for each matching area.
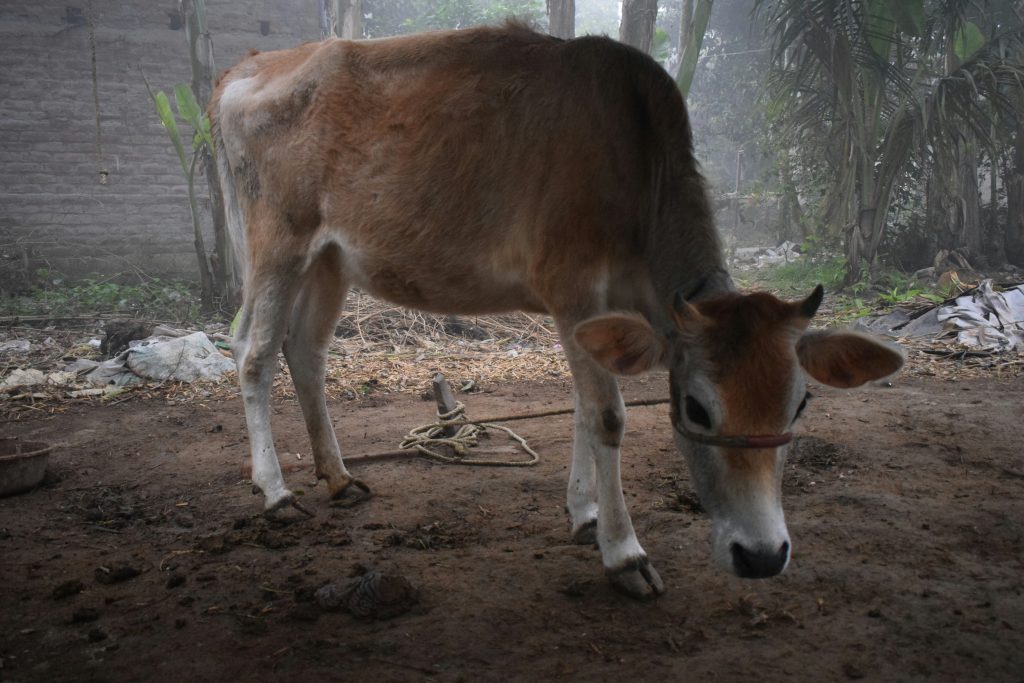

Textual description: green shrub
[2,275,203,322]
[761,256,846,296]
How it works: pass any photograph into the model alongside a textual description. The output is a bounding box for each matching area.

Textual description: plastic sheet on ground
[856,279,1024,352]
[1,368,46,390]
[0,339,32,354]
[730,241,801,269]
[86,332,236,387]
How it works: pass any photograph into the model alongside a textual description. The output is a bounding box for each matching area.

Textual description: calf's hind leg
[282,246,366,501]
[234,240,305,512]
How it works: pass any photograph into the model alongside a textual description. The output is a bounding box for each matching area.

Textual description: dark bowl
[0,438,53,497]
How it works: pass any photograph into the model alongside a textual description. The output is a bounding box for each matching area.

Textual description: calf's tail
[210,97,248,289]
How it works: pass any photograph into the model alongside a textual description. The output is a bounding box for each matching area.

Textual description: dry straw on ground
[1,290,1020,420]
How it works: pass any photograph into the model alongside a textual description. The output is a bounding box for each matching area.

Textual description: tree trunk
[842,138,876,287]
[678,0,694,54]
[1006,123,1024,266]
[334,0,361,39]
[547,0,574,39]
[958,140,982,262]
[187,149,214,311]
[843,209,872,286]
[674,0,713,98]
[321,0,361,39]
[619,0,658,53]
[318,0,332,39]
[778,155,805,242]
[988,147,1006,265]
[926,169,956,254]
[926,139,983,265]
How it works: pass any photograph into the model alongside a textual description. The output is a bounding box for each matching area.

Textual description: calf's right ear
[574,313,668,376]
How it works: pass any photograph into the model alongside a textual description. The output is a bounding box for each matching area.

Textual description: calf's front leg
[559,322,665,599]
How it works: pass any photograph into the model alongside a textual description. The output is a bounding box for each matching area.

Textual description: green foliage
[3,276,203,322]
[875,270,944,305]
[831,296,873,321]
[753,256,946,325]
[150,83,212,175]
[954,21,985,62]
[876,285,942,305]
[143,72,217,311]
[759,0,1024,284]
[651,27,671,64]
[174,83,212,149]
[888,0,924,36]
[760,255,847,296]
[865,0,897,59]
[229,308,243,337]
[153,90,188,176]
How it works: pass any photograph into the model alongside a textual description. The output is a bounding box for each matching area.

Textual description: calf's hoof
[607,556,664,600]
[257,487,314,518]
[329,477,373,508]
[260,487,296,512]
[571,519,598,546]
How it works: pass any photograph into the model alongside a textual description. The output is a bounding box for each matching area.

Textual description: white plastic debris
[0,339,31,354]
[45,371,77,386]
[936,280,1024,351]
[63,358,101,375]
[127,332,235,381]
[857,279,1024,352]
[1,368,45,389]
[730,241,802,269]
[87,332,235,386]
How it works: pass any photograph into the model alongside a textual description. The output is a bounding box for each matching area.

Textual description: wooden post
[733,148,743,235]
[432,373,459,438]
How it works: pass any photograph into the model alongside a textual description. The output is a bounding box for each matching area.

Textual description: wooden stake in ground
[431,373,460,436]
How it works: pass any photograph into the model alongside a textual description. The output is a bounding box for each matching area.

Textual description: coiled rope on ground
[399,401,539,467]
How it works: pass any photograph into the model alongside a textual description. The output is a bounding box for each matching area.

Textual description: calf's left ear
[574,313,668,376]
[797,330,905,388]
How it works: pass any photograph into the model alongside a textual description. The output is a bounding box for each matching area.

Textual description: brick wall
[0,0,319,285]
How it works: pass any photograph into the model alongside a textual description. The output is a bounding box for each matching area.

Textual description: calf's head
[574,286,904,579]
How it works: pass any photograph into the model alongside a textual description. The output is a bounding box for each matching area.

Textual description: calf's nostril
[730,541,789,579]
[730,542,755,577]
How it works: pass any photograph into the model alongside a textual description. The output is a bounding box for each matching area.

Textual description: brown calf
[211,24,903,599]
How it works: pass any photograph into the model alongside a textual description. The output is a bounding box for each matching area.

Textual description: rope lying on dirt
[342,397,671,467]
[399,401,540,467]
[468,397,671,425]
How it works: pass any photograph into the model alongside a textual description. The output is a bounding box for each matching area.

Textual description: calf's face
[575,286,904,579]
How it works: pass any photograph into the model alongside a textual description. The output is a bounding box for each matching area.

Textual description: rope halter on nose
[673,423,793,449]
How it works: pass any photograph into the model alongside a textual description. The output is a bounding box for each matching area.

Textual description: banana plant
[144,74,215,311]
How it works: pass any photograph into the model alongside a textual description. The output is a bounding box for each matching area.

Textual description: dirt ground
[2,370,1022,682]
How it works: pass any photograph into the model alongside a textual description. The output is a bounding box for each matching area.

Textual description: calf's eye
[793,392,811,422]
[685,395,712,429]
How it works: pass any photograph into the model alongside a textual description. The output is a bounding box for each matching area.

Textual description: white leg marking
[566,403,598,541]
